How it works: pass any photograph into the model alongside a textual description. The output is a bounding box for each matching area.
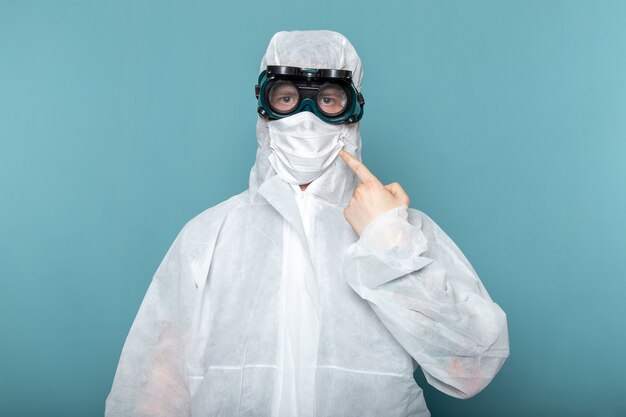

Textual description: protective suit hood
[249,30,363,207]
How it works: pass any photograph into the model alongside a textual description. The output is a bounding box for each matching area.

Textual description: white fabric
[271,183,319,417]
[105,30,509,417]
[268,111,348,185]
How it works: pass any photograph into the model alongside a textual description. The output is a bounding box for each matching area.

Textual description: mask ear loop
[341,120,361,158]
[340,129,354,153]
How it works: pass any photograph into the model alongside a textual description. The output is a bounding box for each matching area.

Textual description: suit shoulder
[179,189,249,241]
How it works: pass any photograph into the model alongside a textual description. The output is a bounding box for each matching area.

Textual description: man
[105,29,509,417]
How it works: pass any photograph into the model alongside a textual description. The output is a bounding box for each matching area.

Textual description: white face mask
[267,112,348,185]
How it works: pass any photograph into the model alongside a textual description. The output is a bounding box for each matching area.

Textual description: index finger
[338,149,381,185]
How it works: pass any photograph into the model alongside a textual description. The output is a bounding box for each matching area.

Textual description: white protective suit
[105,30,510,417]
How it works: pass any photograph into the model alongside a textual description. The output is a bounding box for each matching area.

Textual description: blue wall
[1,1,625,416]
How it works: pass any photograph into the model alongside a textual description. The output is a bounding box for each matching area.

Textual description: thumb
[384,182,410,206]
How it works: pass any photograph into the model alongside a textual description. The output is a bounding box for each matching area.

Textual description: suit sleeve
[342,204,509,399]
[105,225,195,417]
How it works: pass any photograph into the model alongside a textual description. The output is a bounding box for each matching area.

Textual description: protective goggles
[255,65,365,124]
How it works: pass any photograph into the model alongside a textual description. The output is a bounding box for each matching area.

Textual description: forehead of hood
[259,30,363,90]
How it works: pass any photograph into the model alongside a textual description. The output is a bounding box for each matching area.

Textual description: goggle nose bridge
[297,85,330,103]
[298,98,317,113]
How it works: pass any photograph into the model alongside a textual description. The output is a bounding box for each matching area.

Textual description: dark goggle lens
[267,80,300,113]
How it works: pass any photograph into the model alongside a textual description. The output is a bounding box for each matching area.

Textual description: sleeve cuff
[359,204,412,254]
[344,204,434,289]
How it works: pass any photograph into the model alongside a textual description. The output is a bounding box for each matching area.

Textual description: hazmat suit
[105,29,510,417]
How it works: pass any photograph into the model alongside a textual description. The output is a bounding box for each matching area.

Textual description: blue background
[1,1,625,416]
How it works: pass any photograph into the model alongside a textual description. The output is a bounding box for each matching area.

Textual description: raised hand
[338,149,411,237]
